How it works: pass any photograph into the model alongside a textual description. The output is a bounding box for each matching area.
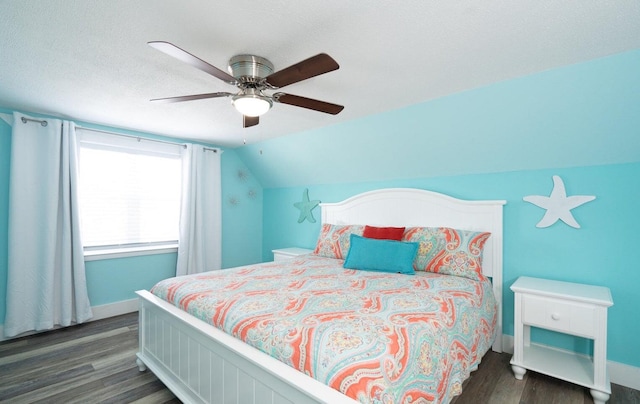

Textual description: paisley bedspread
[151,254,497,403]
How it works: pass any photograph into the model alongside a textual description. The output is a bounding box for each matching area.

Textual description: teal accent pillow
[343,234,418,275]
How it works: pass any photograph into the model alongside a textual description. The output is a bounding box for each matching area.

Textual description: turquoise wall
[0,110,263,324]
[251,50,640,368]
[221,150,263,268]
[85,253,177,306]
[263,164,640,367]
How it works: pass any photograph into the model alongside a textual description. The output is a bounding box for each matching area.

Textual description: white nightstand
[510,276,613,404]
[272,247,313,261]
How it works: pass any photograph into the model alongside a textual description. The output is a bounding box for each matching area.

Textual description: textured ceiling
[0,1,639,148]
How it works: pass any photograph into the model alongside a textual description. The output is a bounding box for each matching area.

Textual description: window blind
[77,131,182,249]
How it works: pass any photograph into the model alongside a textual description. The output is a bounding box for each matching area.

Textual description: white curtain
[176,144,222,276]
[5,112,92,337]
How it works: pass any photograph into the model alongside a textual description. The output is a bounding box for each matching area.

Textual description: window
[77,130,183,258]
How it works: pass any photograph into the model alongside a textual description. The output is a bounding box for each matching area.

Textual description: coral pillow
[402,227,491,281]
[313,224,364,259]
[343,234,417,275]
[362,225,406,241]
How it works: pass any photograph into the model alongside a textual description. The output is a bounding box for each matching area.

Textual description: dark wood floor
[0,313,638,404]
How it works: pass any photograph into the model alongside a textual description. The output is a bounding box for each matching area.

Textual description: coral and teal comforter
[151,254,497,403]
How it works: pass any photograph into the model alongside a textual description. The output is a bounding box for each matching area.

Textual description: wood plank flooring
[0,312,638,403]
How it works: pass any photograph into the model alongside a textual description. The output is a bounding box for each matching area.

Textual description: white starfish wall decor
[523,175,596,228]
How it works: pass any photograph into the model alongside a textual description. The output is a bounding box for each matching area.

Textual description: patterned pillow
[313,224,365,259]
[402,227,491,281]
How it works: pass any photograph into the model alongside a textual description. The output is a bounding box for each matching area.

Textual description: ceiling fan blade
[243,115,259,128]
[148,41,236,84]
[150,92,232,103]
[265,53,339,88]
[273,93,344,115]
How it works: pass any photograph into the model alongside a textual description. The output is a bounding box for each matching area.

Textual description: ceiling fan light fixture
[148,42,343,127]
[232,92,272,117]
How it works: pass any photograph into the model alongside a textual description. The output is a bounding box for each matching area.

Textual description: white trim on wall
[502,334,640,391]
[90,298,139,320]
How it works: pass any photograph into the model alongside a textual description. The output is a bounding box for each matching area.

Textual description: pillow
[313,224,364,259]
[362,225,406,241]
[343,234,417,275]
[402,227,491,281]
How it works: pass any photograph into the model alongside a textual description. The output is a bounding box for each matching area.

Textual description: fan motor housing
[228,55,274,85]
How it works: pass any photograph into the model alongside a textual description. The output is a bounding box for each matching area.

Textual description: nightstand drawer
[522,294,597,337]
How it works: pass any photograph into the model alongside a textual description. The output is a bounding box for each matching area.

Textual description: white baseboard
[90,298,139,320]
[0,298,139,342]
[609,360,640,392]
[501,334,640,391]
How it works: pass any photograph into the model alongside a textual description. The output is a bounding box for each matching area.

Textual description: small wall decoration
[523,175,595,228]
[294,188,320,223]
[226,166,259,206]
[227,195,240,207]
[236,169,249,182]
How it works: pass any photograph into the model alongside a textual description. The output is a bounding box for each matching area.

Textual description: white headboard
[320,188,506,352]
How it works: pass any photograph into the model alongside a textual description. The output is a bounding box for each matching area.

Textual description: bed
[136,188,506,403]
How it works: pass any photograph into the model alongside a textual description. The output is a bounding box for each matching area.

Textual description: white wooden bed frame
[136,188,506,404]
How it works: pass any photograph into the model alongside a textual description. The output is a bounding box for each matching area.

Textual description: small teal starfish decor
[294,188,320,223]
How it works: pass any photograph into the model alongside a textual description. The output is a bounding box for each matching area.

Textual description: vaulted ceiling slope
[237,49,640,188]
[0,1,639,148]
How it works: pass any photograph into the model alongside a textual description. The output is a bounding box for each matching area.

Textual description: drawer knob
[551,313,560,321]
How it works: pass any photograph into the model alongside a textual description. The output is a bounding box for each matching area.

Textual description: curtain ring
[20,116,48,126]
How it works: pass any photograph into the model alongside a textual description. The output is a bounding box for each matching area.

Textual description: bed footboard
[136,290,357,404]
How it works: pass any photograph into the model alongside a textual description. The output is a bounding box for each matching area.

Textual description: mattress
[151,254,497,403]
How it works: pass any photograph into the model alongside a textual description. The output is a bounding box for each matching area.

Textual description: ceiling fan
[148,41,344,128]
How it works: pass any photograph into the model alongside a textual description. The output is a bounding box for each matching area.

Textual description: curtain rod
[21,117,48,127]
[19,121,219,153]
[76,126,188,149]
[76,126,219,153]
